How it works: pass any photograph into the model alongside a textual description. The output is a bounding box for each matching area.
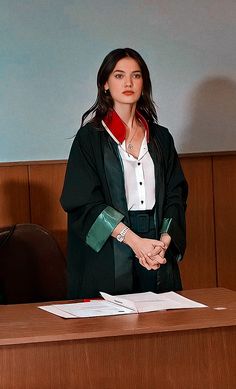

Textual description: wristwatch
[116,226,130,243]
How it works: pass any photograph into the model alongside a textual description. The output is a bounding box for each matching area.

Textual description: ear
[104,81,109,91]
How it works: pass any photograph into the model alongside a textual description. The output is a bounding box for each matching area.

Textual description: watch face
[116,234,124,242]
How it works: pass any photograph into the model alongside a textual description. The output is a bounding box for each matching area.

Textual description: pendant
[127,143,133,150]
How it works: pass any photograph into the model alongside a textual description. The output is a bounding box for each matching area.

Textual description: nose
[124,75,133,87]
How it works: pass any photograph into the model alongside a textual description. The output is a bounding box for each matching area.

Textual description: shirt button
[139,182,142,185]
[138,162,141,166]
[141,201,144,204]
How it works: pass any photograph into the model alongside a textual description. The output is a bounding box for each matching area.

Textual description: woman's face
[104,57,143,109]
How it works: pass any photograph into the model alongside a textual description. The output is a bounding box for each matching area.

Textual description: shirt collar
[102,109,149,144]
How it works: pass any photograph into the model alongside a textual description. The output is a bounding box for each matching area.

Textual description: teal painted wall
[1,0,236,161]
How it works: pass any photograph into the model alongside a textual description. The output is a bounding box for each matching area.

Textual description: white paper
[39,291,207,319]
[101,291,207,313]
[100,292,138,312]
[39,300,133,318]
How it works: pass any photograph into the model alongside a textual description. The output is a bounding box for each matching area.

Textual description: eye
[114,73,124,79]
[132,73,142,79]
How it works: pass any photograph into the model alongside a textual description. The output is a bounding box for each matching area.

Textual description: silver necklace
[127,125,138,150]
[119,116,142,152]
[126,117,143,150]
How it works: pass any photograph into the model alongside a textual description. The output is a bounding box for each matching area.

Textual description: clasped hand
[133,237,167,271]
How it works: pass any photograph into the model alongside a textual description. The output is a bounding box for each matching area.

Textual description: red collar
[102,109,149,144]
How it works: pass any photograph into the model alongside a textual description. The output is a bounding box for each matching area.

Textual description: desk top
[0,288,236,346]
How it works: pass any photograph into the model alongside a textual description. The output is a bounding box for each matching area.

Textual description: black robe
[60,122,188,299]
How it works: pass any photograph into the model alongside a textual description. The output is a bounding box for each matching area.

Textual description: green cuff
[86,206,124,252]
[160,218,172,234]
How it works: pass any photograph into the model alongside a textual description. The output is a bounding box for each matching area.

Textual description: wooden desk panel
[1,327,235,389]
[0,288,236,389]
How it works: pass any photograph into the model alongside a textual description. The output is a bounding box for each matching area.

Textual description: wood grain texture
[179,157,217,289]
[0,165,30,227]
[0,153,235,291]
[213,155,236,290]
[0,288,235,345]
[0,328,235,389]
[28,163,67,255]
[0,288,236,389]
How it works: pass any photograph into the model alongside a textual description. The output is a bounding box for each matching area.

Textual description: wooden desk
[0,288,236,389]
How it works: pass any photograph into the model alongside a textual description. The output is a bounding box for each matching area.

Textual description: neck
[113,103,137,129]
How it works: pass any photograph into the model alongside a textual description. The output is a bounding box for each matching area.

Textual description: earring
[104,89,109,95]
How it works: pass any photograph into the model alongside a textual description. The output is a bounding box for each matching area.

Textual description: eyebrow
[113,70,141,73]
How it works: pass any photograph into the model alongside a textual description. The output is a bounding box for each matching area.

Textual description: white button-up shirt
[118,134,155,211]
[102,109,155,211]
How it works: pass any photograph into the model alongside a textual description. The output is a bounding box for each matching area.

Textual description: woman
[61,48,188,299]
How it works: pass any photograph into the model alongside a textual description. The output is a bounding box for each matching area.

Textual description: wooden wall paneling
[0,165,30,227]
[213,155,236,290]
[1,151,235,292]
[179,157,217,289]
[28,163,67,255]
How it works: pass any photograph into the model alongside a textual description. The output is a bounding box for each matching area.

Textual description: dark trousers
[129,209,159,293]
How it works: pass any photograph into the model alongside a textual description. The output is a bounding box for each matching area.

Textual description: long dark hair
[81,48,158,127]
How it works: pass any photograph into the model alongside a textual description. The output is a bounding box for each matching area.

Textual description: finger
[139,256,160,270]
[146,252,167,265]
[142,252,158,267]
[142,261,152,270]
[138,255,151,270]
[147,246,163,257]
[152,241,166,249]
[153,255,167,265]
[136,255,156,271]
[158,249,165,258]
[150,263,160,270]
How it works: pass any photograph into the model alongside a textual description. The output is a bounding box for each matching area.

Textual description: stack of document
[39,291,207,319]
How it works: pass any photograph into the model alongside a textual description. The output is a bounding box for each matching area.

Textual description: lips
[122,91,134,96]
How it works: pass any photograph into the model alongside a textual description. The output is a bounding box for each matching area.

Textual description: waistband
[128,208,155,234]
[128,208,155,217]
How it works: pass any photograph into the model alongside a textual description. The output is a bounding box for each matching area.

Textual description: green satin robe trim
[160,217,172,234]
[86,206,124,252]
